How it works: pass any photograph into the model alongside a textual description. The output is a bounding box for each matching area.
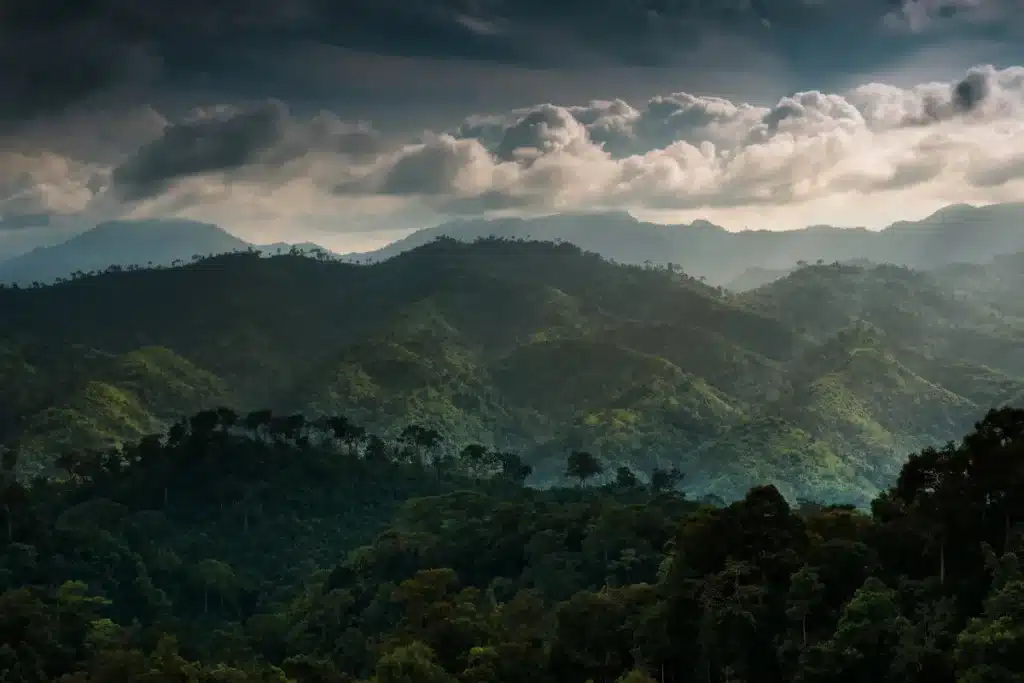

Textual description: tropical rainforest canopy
[1,406,1024,683]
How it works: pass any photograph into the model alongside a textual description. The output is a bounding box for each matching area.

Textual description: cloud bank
[2,0,1024,249]
[14,66,997,230]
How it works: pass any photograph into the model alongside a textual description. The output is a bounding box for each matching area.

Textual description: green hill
[776,335,970,470]
[12,347,230,473]
[685,417,870,504]
[743,261,1022,374]
[0,238,1022,502]
[296,304,512,445]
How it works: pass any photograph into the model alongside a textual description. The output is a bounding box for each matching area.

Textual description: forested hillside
[1,238,1022,505]
[1,407,1023,683]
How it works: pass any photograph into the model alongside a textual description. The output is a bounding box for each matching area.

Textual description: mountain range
[2,237,1022,506]
[4,202,1024,287]
[351,203,1024,284]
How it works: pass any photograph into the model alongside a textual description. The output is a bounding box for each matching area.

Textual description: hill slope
[0,238,1021,504]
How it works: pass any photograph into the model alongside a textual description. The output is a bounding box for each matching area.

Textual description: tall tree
[566,451,604,487]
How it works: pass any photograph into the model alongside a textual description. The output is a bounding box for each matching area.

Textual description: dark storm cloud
[953,69,992,111]
[111,102,283,200]
[898,66,999,125]
[378,140,476,196]
[111,100,385,199]
[0,21,160,125]
[3,0,1023,129]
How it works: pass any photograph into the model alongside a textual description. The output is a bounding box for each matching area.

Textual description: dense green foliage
[3,407,1024,682]
[1,239,1022,504]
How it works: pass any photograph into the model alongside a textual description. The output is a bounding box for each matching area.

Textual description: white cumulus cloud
[333,64,1024,218]
[7,64,1024,246]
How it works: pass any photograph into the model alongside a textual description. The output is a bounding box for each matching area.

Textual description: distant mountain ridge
[0,219,339,285]
[4,202,1024,288]
[350,202,1024,286]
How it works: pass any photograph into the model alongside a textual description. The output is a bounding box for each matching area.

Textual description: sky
[2,0,1024,255]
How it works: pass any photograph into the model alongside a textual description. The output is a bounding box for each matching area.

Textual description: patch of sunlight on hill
[688,418,875,507]
[16,348,229,473]
[299,312,512,446]
[109,347,231,411]
[20,382,161,467]
[768,342,985,488]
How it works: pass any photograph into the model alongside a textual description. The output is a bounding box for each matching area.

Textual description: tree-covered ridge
[2,408,1024,682]
[1,238,1022,504]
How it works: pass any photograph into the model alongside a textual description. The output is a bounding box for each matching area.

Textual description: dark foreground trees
[1,407,1024,683]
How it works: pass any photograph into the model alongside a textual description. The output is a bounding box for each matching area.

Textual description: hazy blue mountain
[0,213,97,262]
[0,220,340,285]
[0,219,250,285]
[6,202,1023,287]
[351,211,691,265]
[351,203,1024,285]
